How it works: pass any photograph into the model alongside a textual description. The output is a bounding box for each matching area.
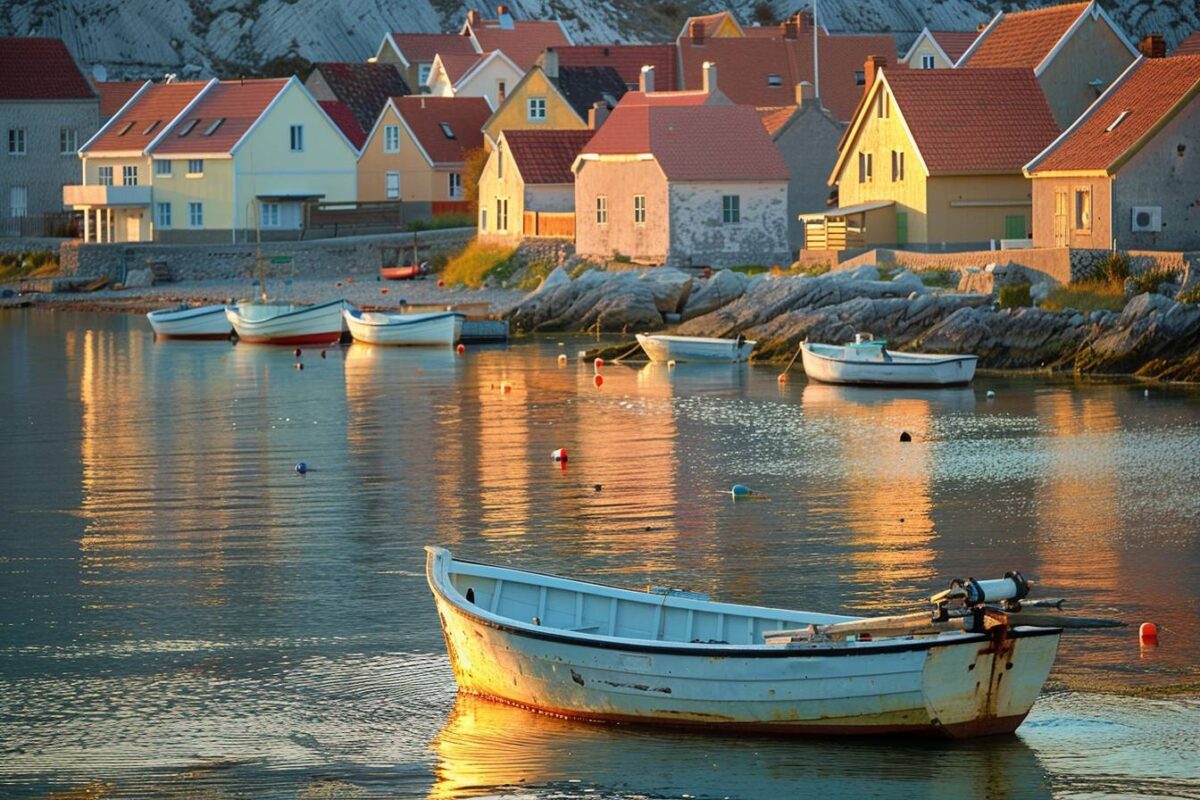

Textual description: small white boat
[146,304,232,339]
[801,334,978,386]
[426,546,1061,738]
[344,307,465,346]
[636,333,755,363]
[226,300,345,346]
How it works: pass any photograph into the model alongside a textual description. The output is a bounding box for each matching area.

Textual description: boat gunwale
[802,342,978,367]
[345,309,466,328]
[227,299,345,326]
[638,333,759,348]
[148,304,228,321]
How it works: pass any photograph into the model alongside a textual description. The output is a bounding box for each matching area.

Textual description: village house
[554,44,678,92]
[957,1,1138,128]
[617,64,729,108]
[304,61,411,147]
[1025,54,1200,251]
[358,95,489,219]
[572,95,791,267]
[480,48,625,148]
[94,81,144,122]
[425,50,523,110]
[477,129,593,242]
[811,61,1060,250]
[460,5,573,71]
[65,77,358,243]
[1,37,99,232]
[373,32,477,91]
[899,28,980,69]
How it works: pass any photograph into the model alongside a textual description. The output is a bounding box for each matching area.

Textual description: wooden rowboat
[801,334,978,386]
[380,265,424,281]
[426,547,1061,739]
[226,300,345,345]
[344,307,464,346]
[147,304,232,340]
[636,333,756,363]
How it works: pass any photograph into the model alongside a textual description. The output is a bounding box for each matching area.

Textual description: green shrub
[1176,285,1200,305]
[440,241,518,288]
[1129,267,1178,296]
[917,269,956,288]
[1090,251,1132,284]
[0,250,58,279]
[611,251,632,264]
[998,282,1033,309]
[407,214,474,232]
[1040,284,1125,313]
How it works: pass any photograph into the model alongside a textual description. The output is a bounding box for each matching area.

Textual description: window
[767,74,782,87]
[448,172,462,199]
[187,159,203,176]
[60,127,78,154]
[385,171,400,200]
[439,122,455,139]
[596,195,607,224]
[176,119,198,137]
[384,124,400,153]
[877,92,889,118]
[497,144,504,179]
[117,121,135,136]
[921,54,936,69]
[142,120,160,136]
[156,202,171,228]
[289,124,304,151]
[891,150,904,181]
[261,203,280,227]
[722,194,740,224]
[154,159,172,177]
[188,202,203,227]
[527,96,547,121]
[9,186,27,218]
[480,208,487,231]
[122,165,138,186]
[418,63,432,87]
[633,194,646,224]
[1074,188,1091,231]
[98,166,114,186]
[203,118,224,136]
[857,151,873,183]
[497,80,507,103]
[854,70,865,86]
[496,197,509,231]
[7,128,26,155]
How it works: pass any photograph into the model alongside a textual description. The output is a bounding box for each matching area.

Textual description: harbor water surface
[1,310,1198,798]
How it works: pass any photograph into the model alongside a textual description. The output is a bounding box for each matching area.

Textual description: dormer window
[177,119,199,137]
[767,74,782,87]
[204,118,225,136]
[1105,110,1130,133]
[117,121,136,136]
[440,122,455,139]
[142,120,160,136]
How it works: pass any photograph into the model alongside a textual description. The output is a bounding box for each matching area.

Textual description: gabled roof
[383,32,476,66]
[0,37,96,100]
[309,62,409,133]
[618,90,717,107]
[554,45,678,89]
[503,129,594,184]
[676,11,743,42]
[390,96,490,165]
[580,103,789,182]
[902,28,978,65]
[318,100,367,150]
[1027,55,1200,174]
[959,1,1136,73]
[551,66,627,120]
[465,17,572,70]
[95,81,145,119]
[1174,31,1200,56]
[151,78,289,156]
[757,105,798,137]
[434,52,489,85]
[84,80,211,154]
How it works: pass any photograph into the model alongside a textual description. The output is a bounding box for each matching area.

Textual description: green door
[895,211,908,246]
[1004,215,1026,240]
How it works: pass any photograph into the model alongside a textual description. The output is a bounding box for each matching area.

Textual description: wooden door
[1053,189,1068,247]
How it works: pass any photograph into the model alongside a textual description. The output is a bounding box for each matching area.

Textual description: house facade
[1,37,100,230]
[1025,55,1200,251]
[900,28,979,69]
[477,129,592,241]
[374,32,477,91]
[426,50,523,110]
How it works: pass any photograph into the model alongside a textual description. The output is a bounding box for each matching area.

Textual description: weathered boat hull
[147,305,232,339]
[801,343,978,386]
[226,300,345,345]
[344,309,464,346]
[426,548,1060,739]
[637,334,756,363]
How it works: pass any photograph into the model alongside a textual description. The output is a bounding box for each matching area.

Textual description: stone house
[426,50,523,111]
[572,102,791,267]
[958,1,1139,128]
[477,129,592,242]
[0,37,99,231]
[816,61,1060,250]
[1025,54,1200,251]
[899,28,979,69]
[358,96,489,218]
[304,62,410,145]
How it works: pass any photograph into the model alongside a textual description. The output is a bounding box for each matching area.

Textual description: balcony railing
[62,184,152,207]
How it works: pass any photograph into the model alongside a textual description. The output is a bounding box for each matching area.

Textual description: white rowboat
[344,308,465,346]
[802,336,977,386]
[426,547,1061,738]
[226,300,345,345]
[146,304,232,339]
[636,334,755,363]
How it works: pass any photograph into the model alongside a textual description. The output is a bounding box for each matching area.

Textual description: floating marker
[558,342,565,347]
[295,462,308,475]
[986,390,996,399]
[294,348,302,357]
[594,357,604,369]
[731,484,754,498]
[336,281,343,287]
[668,360,677,368]
[320,350,327,359]
[295,362,304,370]
[347,277,355,284]
[381,288,389,295]
[1144,389,1150,397]
[593,374,604,388]
[456,343,466,355]
[1139,622,1158,644]
[551,448,568,463]
[778,373,788,383]
[500,381,513,393]
[557,353,568,365]
[437,279,445,288]
[900,431,912,442]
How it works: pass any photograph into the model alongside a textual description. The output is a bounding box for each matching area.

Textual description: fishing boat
[225,300,345,345]
[801,334,978,386]
[426,546,1061,739]
[379,264,426,281]
[344,307,465,346]
[636,333,755,363]
[146,304,232,339]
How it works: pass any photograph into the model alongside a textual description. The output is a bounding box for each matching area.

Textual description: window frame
[496,197,509,231]
[261,202,281,228]
[188,201,204,228]
[527,96,547,121]
[383,124,400,153]
[122,165,139,186]
[921,54,936,69]
[8,127,27,156]
[448,172,462,199]
[418,63,432,87]
[596,195,608,225]
[187,159,204,177]
[1073,187,1092,232]
[154,159,172,177]
[289,124,304,152]
[60,127,78,155]
[9,185,28,218]
[98,166,114,186]
[156,201,172,229]
[721,194,740,224]
[385,171,400,200]
[633,194,646,224]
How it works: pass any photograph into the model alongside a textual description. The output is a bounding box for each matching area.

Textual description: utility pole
[813,0,820,99]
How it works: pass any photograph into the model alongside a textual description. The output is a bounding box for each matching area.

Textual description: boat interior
[807,341,971,364]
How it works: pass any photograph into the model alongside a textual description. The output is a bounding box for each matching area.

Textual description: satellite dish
[92,64,108,83]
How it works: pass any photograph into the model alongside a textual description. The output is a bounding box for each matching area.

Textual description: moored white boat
[146,304,232,339]
[226,300,345,345]
[801,335,978,386]
[426,547,1061,738]
[636,333,755,363]
[344,307,465,346]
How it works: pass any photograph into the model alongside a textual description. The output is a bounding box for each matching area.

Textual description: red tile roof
[393,96,490,165]
[87,81,210,153]
[436,52,488,85]
[618,90,716,107]
[0,37,95,100]
[582,103,789,181]
[319,100,367,150]
[469,20,571,70]
[504,129,593,184]
[308,62,409,132]
[1174,31,1200,56]
[928,31,979,63]
[388,32,476,64]
[960,2,1088,69]
[152,79,288,155]
[95,80,145,119]
[881,67,1059,172]
[757,105,797,137]
[1030,55,1200,173]
[555,45,678,89]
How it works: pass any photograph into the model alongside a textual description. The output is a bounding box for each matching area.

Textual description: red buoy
[381,287,389,295]
[778,373,788,383]
[456,343,466,355]
[593,374,604,388]
[551,448,568,463]
[1139,622,1158,644]
[594,357,604,369]
[347,277,355,284]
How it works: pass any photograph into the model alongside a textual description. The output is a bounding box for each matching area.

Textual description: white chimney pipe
[702,61,717,95]
[639,65,655,94]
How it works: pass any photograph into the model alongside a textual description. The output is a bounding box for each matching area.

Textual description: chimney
[588,101,610,129]
[782,18,799,39]
[690,20,706,44]
[542,47,559,79]
[639,64,655,94]
[796,80,815,107]
[467,10,481,27]
[977,21,988,32]
[864,55,886,94]
[702,61,717,95]
[1139,33,1166,58]
[496,4,509,16]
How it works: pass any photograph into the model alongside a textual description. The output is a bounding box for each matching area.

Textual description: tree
[461,146,489,212]
[751,1,776,26]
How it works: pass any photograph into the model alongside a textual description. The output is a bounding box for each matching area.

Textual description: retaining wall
[0,237,68,257]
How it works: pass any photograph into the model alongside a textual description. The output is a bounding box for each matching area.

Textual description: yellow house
[899,28,979,69]
[815,64,1060,249]
[481,49,625,148]
[358,96,490,219]
[477,128,593,242]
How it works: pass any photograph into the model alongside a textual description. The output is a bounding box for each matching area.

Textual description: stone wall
[58,228,475,281]
[836,247,1074,284]
[0,237,68,256]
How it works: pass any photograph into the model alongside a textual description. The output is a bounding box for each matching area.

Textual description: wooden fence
[523,210,575,239]
[0,212,76,238]
[804,218,865,251]
[303,201,405,238]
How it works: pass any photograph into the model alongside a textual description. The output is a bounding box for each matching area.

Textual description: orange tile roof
[960,2,1088,69]
[152,79,288,155]
[1174,31,1200,56]
[470,20,570,70]
[95,80,145,119]
[555,45,678,89]
[882,67,1060,172]
[388,32,476,64]
[436,52,488,85]
[757,105,797,136]
[393,96,490,165]
[928,31,979,62]
[504,129,594,184]
[618,90,714,107]
[1029,55,1200,173]
[87,81,210,153]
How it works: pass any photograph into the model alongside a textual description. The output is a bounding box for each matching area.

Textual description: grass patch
[611,251,632,264]
[440,241,518,288]
[1040,282,1125,313]
[406,214,474,232]
[916,269,956,288]
[0,251,58,280]
[998,283,1032,309]
[1129,267,1179,296]
[729,264,770,276]
[1178,285,1200,305]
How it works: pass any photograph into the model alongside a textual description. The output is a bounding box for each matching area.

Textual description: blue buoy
[731,484,753,498]
[295,462,308,475]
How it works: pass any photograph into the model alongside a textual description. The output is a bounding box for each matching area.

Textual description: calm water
[1,309,1198,799]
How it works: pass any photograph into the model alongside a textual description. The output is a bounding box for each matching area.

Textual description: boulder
[680,269,747,321]
[639,267,693,314]
[123,268,154,289]
[533,265,570,295]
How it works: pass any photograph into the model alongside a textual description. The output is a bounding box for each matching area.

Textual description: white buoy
[986,390,996,399]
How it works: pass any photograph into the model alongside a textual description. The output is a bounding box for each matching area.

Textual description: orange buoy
[778,373,788,383]
[456,343,466,355]
[336,281,343,287]
[593,374,604,388]
[667,360,676,368]
[500,381,513,394]
[381,287,389,295]
[347,277,355,284]
[594,357,604,369]
[557,353,568,366]
[1139,622,1158,644]
[437,279,445,288]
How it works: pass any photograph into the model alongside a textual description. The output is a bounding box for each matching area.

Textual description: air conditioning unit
[1131,206,1162,232]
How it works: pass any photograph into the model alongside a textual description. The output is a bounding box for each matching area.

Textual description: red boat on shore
[380,264,425,281]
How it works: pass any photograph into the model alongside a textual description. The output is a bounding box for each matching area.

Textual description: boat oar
[778,340,804,383]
